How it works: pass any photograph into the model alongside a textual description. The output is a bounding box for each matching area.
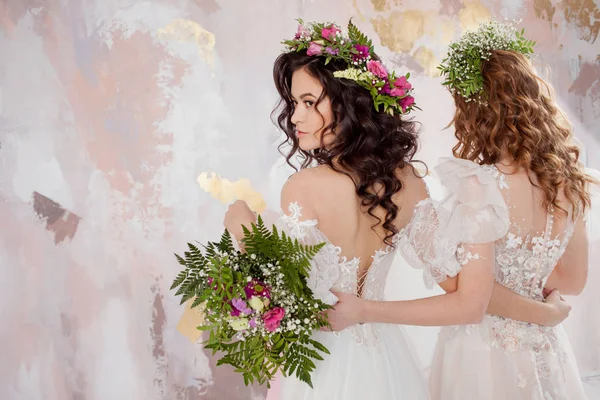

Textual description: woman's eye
[305,101,314,107]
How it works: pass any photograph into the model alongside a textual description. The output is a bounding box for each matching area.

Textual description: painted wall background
[0,0,598,399]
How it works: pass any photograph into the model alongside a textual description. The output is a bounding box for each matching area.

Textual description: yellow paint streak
[562,0,600,43]
[533,0,556,21]
[157,19,216,67]
[371,0,390,12]
[176,300,206,343]
[413,46,440,77]
[371,10,426,52]
[197,172,266,213]
[459,0,491,31]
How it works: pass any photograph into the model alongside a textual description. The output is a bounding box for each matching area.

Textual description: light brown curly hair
[450,49,595,217]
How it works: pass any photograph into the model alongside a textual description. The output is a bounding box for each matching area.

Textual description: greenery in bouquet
[171,217,331,388]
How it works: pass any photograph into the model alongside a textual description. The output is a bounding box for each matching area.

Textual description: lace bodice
[478,165,576,302]
[433,158,581,356]
[275,202,399,305]
[398,158,511,289]
[431,158,578,300]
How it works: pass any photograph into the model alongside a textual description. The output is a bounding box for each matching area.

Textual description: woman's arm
[327,245,570,330]
[440,276,571,327]
[544,215,588,295]
[223,200,257,247]
[327,243,495,328]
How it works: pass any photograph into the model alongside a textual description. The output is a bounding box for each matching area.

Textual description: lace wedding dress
[428,158,589,400]
[266,201,432,400]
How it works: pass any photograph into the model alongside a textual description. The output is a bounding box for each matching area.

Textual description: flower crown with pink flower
[283,19,416,115]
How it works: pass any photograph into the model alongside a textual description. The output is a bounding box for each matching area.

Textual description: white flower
[228,317,249,331]
[248,296,265,312]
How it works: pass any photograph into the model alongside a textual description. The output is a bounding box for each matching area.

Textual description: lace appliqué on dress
[482,164,509,190]
[397,198,465,289]
[482,166,574,399]
[277,202,318,241]
[277,202,397,348]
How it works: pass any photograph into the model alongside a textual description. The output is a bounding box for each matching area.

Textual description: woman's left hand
[224,200,256,238]
[322,291,366,331]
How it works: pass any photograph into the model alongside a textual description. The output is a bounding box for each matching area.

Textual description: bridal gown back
[429,158,589,400]
[266,160,512,400]
[270,200,433,400]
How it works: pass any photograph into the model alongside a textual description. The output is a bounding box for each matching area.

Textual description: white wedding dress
[428,158,591,400]
[265,201,433,400]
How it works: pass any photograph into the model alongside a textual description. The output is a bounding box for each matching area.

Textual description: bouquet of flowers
[171,217,331,388]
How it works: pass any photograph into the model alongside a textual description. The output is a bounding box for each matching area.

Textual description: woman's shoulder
[286,166,356,195]
[281,166,356,219]
[393,163,429,202]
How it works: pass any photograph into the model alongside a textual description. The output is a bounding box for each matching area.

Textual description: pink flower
[321,25,341,41]
[231,298,252,315]
[244,279,270,299]
[389,87,405,97]
[249,318,257,328]
[353,44,370,61]
[325,47,339,55]
[294,24,310,40]
[367,60,388,79]
[394,76,412,91]
[399,95,415,112]
[307,42,323,56]
[262,307,285,332]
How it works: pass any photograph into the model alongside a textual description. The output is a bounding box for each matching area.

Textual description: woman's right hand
[542,289,572,327]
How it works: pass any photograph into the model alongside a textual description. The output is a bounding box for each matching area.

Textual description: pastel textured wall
[1,0,598,398]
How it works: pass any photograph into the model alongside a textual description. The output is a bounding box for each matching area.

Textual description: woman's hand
[541,289,572,327]
[223,200,256,241]
[322,291,367,331]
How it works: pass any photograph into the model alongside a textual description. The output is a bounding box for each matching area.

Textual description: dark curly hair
[272,50,422,245]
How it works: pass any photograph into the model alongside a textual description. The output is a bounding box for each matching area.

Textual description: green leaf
[170,215,334,388]
[191,296,204,309]
[170,269,187,290]
[196,324,213,331]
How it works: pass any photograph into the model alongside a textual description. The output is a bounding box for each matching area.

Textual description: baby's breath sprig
[438,20,536,104]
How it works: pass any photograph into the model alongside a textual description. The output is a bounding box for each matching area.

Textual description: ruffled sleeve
[397,198,463,289]
[434,157,510,244]
[275,202,340,305]
[398,158,510,288]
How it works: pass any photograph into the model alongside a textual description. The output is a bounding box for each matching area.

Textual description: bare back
[482,163,586,300]
[283,164,428,281]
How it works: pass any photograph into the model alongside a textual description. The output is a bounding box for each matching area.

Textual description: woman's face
[290,67,335,151]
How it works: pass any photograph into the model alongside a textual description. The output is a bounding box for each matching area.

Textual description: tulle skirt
[429,315,587,400]
[267,323,430,400]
